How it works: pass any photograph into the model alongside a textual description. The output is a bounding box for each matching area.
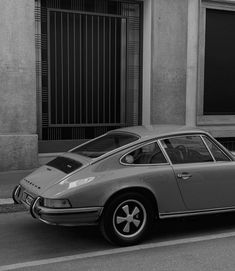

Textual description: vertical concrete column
[185,0,199,126]
[151,0,188,125]
[0,0,38,171]
[142,0,152,125]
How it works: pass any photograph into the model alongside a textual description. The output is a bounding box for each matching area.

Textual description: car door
[160,135,235,211]
[121,141,186,213]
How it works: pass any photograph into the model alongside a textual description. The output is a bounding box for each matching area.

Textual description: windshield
[71,133,139,158]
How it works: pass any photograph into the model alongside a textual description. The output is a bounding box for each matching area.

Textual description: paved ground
[2,153,235,269]
[1,211,235,270]
[13,237,235,271]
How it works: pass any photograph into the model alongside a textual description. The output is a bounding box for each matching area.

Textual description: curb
[0,198,27,213]
[0,198,14,205]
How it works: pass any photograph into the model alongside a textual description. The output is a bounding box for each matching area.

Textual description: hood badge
[24,179,41,190]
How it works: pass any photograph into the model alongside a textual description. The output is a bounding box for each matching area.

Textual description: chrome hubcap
[113,200,146,238]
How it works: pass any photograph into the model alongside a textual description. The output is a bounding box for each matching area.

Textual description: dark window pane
[71,132,139,158]
[122,142,167,165]
[204,9,235,115]
[203,136,230,162]
[47,156,82,173]
[161,136,213,164]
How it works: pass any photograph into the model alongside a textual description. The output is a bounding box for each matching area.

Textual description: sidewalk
[0,169,34,199]
[0,153,59,213]
[0,169,34,212]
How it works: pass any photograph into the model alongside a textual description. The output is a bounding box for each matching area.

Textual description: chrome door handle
[177,173,192,180]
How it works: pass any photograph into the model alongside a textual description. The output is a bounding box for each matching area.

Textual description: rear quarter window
[121,142,167,165]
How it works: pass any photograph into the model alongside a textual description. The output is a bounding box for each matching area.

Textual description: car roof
[109,125,209,140]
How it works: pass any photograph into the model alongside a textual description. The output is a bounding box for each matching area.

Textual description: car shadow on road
[149,212,235,243]
[26,211,235,248]
[28,211,235,251]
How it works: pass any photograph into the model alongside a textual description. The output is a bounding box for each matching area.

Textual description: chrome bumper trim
[38,206,103,215]
[12,185,22,204]
[31,200,103,226]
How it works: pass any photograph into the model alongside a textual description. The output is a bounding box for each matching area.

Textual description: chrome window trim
[120,140,170,167]
[201,135,232,162]
[200,135,216,162]
[158,134,218,165]
[157,139,173,165]
[69,131,141,162]
[69,132,109,153]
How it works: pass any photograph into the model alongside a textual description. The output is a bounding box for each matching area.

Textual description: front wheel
[100,192,155,246]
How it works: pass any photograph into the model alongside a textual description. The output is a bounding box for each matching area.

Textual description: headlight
[43,198,71,208]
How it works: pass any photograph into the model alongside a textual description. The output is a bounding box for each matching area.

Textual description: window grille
[38,0,143,140]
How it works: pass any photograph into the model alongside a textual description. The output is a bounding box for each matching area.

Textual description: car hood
[20,153,90,195]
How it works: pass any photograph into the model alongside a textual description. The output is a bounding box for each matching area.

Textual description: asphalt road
[1,211,235,270]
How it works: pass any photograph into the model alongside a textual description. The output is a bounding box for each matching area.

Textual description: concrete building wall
[3,0,234,171]
[151,0,188,125]
[0,0,38,171]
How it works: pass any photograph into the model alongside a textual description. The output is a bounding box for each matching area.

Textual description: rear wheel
[100,192,155,246]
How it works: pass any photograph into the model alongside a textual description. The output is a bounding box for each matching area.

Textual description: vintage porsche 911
[13,125,235,245]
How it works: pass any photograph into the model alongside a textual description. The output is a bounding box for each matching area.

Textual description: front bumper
[13,185,103,226]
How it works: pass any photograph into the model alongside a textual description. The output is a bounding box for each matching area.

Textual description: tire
[100,192,155,246]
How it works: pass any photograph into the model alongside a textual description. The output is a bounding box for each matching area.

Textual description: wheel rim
[112,199,147,239]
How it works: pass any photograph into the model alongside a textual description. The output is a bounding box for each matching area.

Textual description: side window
[203,136,230,162]
[122,142,167,165]
[160,135,213,164]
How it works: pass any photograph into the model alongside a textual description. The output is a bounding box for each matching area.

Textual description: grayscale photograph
[1,0,235,270]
